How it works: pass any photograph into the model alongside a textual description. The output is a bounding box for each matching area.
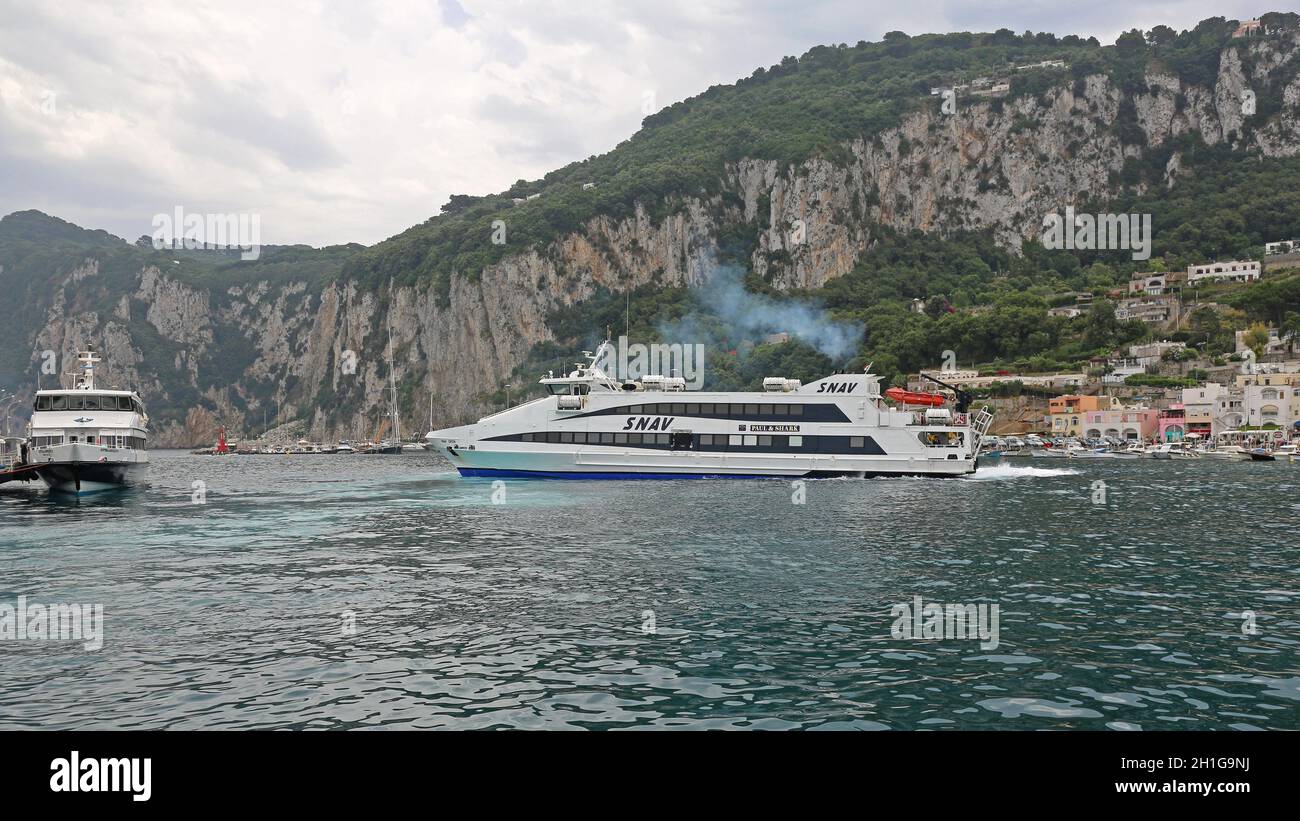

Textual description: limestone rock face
[15,34,1300,446]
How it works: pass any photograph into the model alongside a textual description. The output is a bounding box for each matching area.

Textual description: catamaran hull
[438,445,977,479]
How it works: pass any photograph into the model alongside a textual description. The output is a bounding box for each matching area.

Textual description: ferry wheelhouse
[28,350,149,493]
[426,343,992,479]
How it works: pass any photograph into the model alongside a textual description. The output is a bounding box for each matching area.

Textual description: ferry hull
[438,444,976,479]
[35,461,147,494]
[30,444,149,494]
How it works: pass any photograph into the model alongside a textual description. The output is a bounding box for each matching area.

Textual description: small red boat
[884,387,947,407]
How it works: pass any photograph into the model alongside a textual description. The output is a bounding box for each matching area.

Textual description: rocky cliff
[5,30,1299,447]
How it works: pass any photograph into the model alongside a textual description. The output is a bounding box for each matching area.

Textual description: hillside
[2,14,1300,446]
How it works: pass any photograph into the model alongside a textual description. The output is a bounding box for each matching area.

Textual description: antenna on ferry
[864,361,873,373]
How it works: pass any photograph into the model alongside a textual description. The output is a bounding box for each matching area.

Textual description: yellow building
[1048,395,1117,437]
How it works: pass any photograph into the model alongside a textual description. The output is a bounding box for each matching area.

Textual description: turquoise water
[0,451,1297,729]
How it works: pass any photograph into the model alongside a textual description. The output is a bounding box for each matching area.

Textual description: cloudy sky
[0,0,1267,247]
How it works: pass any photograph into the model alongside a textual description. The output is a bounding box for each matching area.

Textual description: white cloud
[0,0,1265,246]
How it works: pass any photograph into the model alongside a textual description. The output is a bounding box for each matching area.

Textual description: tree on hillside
[1243,322,1271,358]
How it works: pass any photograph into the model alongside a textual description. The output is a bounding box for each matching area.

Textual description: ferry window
[36,396,51,411]
[671,403,685,415]
[522,433,534,441]
[546,432,561,443]
[851,437,865,449]
[729,434,742,446]
[686,404,699,415]
[85,396,101,410]
[573,432,586,444]
[627,434,641,444]
[69,396,86,410]
[789,405,803,417]
[775,436,788,448]
[699,403,713,415]
[698,434,712,446]
[600,433,614,444]
[669,431,692,450]
[758,435,771,447]
[655,434,669,445]
[790,436,803,447]
[743,435,757,446]
[614,433,628,444]
[630,405,642,414]
[773,404,787,416]
[744,403,758,416]
[560,432,573,443]
[51,395,66,410]
[117,397,130,410]
[759,404,772,416]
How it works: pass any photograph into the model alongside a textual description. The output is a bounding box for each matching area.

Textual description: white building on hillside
[1187,260,1260,285]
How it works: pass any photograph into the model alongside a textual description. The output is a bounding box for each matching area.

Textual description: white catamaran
[426,342,993,479]
[27,350,150,493]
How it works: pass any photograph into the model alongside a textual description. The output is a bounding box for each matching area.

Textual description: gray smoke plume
[658,264,863,361]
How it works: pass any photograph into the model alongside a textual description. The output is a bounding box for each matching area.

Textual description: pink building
[1082,408,1159,442]
[1158,404,1186,442]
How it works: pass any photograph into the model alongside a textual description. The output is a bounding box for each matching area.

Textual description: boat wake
[965,463,1081,480]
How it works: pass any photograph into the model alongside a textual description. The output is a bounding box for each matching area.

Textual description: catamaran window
[51,395,67,410]
[82,396,99,410]
[699,403,713,414]
[729,434,742,446]
[35,396,51,411]
[560,432,573,443]
[851,437,865,449]
[669,431,693,450]
[599,433,614,444]
[789,405,803,416]
[614,433,628,444]
[744,404,758,416]
[671,403,685,415]
[759,404,772,416]
[758,435,772,447]
[686,404,699,415]
[627,434,641,444]
[773,405,788,416]
[572,432,586,444]
[546,383,568,396]
[654,434,669,445]
[629,405,642,414]
[68,396,86,410]
[118,397,132,411]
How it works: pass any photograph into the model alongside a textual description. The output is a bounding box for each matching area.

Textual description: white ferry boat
[426,343,992,479]
[27,350,149,494]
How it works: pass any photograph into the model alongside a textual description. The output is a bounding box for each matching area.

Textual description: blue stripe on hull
[457,467,802,480]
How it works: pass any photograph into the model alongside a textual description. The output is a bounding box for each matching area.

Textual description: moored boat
[27,350,149,494]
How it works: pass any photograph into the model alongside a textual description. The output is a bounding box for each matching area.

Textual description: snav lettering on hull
[816,382,858,393]
[621,416,675,431]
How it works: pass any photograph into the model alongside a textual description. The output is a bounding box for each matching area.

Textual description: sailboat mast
[387,316,399,443]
